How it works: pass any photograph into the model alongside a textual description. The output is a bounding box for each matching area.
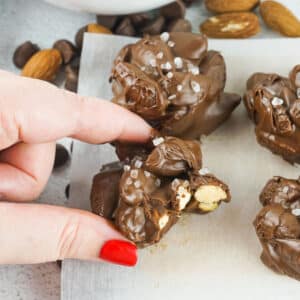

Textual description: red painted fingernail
[99,240,138,267]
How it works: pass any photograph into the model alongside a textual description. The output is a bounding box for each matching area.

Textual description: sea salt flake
[297,88,300,98]
[168,94,176,100]
[123,165,131,172]
[134,160,143,169]
[190,66,200,75]
[134,180,141,188]
[262,97,269,106]
[157,52,164,59]
[126,178,133,185]
[160,32,170,42]
[140,66,146,71]
[191,80,201,93]
[153,137,165,146]
[168,40,175,47]
[155,178,161,187]
[144,171,151,178]
[198,167,210,176]
[271,97,284,107]
[130,169,139,179]
[167,72,173,79]
[292,208,300,216]
[174,57,183,69]
[177,84,183,92]
[161,62,172,70]
[149,58,157,67]
[282,186,289,193]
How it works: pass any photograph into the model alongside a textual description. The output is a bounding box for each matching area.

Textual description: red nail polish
[99,240,137,267]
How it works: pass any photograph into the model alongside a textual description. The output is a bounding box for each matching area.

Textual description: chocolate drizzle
[111,32,241,139]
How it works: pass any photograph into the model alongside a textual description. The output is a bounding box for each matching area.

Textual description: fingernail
[99,240,137,267]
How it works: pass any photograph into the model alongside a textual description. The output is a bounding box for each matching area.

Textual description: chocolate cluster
[91,136,230,247]
[254,176,300,281]
[244,65,300,163]
[110,32,241,139]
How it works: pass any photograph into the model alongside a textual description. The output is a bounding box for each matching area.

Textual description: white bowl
[44,0,174,14]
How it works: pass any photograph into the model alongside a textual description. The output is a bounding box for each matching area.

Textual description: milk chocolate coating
[244,66,300,163]
[111,32,241,139]
[90,162,123,220]
[254,176,300,281]
[91,136,231,247]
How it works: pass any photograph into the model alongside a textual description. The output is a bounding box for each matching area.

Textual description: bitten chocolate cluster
[254,176,300,281]
[244,65,300,163]
[91,136,230,247]
[110,32,241,139]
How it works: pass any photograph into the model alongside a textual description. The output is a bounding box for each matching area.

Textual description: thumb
[0,202,137,266]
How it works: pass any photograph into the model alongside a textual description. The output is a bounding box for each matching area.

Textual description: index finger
[0,70,151,149]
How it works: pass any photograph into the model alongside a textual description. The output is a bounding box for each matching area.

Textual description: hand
[0,70,151,266]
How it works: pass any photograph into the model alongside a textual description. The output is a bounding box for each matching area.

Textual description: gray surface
[63,35,300,300]
[0,0,95,299]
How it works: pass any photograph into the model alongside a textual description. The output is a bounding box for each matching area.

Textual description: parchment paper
[62,34,300,300]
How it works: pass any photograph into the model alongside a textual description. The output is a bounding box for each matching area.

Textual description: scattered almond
[200,12,260,38]
[205,0,259,13]
[21,49,62,82]
[260,0,300,37]
[87,23,112,34]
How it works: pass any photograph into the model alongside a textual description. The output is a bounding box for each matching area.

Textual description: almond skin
[21,49,62,82]
[260,0,300,37]
[87,23,112,34]
[205,0,259,13]
[200,12,260,38]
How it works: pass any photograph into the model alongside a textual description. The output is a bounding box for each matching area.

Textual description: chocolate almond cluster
[254,176,300,281]
[111,32,241,139]
[244,65,300,163]
[91,136,230,247]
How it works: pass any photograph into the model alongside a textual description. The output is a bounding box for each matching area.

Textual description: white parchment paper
[62,34,300,300]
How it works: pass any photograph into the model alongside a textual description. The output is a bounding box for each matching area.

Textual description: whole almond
[200,12,260,38]
[21,49,62,82]
[260,1,300,37]
[87,23,112,34]
[205,0,259,13]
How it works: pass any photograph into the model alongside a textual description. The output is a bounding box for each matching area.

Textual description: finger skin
[0,142,55,201]
[0,202,133,264]
[0,70,151,150]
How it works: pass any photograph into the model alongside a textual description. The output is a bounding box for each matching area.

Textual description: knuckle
[57,216,81,259]
[0,111,19,150]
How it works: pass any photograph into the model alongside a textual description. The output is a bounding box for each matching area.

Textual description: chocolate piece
[91,136,230,247]
[182,0,197,6]
[90,162,123,220]
[140,16,166,36]
[96,15,119,30]
[53,39,77,65]
[160,1,186,20]
[13,41,39,69]
[75,26,87,50]
[115,17,136,37]
[111,32,241,139]
[244,66,300,163]
[167,18,192,32]
[53,144,70,169]
[145,136,202,176]
[254,177,300,281]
